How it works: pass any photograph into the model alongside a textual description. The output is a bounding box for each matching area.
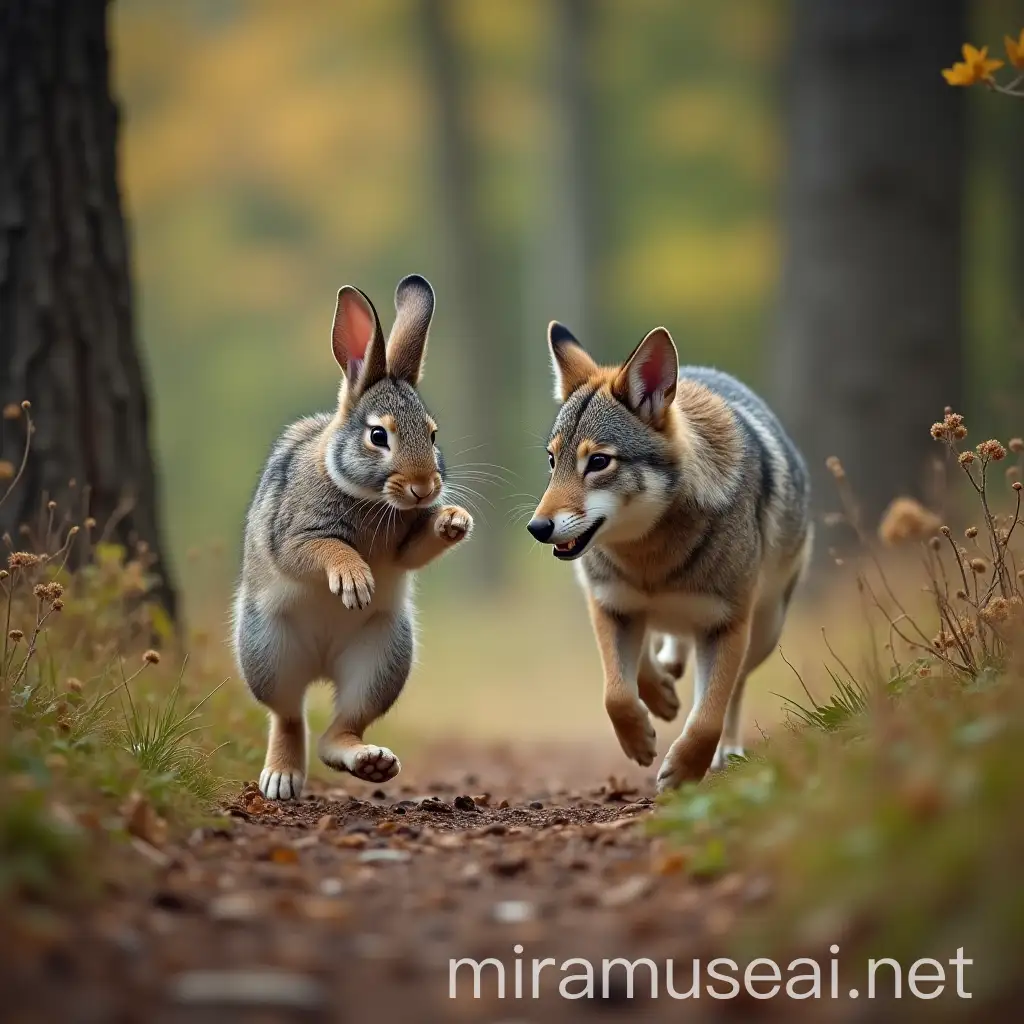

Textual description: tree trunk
[549,0,598,348]
[420,0,505,589]
[0,0,177,618]
[776,0,967,539]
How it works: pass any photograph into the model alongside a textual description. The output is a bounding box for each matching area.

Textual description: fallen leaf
[121,791,168,848]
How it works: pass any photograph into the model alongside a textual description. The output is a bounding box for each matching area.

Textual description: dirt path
[3,740,782,1024]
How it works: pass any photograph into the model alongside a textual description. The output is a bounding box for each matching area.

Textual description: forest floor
[1,737,823,1024]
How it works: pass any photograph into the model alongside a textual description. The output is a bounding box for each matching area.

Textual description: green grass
[655,660,1024,1011]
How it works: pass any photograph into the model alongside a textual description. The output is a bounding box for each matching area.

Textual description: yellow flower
[1006,30,1024,69]
[942,43,1004,86]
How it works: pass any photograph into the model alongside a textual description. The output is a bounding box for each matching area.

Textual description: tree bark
[0,0,177,617]
[776,0,967,538]
[549,0,598,349]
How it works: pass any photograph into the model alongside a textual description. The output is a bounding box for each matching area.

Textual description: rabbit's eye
[369,426,389,448]
[547,451,555,471]
[430,430,437,444]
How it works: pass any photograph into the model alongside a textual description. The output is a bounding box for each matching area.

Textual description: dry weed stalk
[828,411,1024,681]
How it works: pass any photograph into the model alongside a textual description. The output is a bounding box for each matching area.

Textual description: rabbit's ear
[332,286,387,395]
[387,274,435,385]
[548,321,598,401]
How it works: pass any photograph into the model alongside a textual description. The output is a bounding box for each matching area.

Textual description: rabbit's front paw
[434,505,473,544]
[328,562,375,610]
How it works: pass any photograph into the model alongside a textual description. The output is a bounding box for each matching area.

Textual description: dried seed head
[930,422,947,440]
[958,451,976,466]
[20,400,30,411]
[143,649,161,665]
[981,597,1010,624]
[917,665,932,678]
[8,552,40,569]
[970,558,989,574]
[0,570,7,580]
[965,526,978,539]
[825,456,845,480]
[66,677,83,693]
[1014,482,1023,492]
[978,439,1007,461]
[955,589,968,600]
[46,500,57,511]
[1009,437,1024,453]
[928,536,941,551]
[878,497,942,546]
[33,581,64,602]
[51,598,64,611]
[8,629,24,642]
[84,517,97,530]
[940,526,952,537]
[69,525,80,536]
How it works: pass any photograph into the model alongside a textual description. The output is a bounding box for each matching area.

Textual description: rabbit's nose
[410,485,430,500]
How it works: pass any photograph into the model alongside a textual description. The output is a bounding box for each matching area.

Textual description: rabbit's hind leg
[236,595,309,801]
[318,611,413,785]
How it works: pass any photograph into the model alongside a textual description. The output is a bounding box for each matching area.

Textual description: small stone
[170,970,325,1009]
[491,855,528,878]
[372,788,388,800]
[358,849,411,864]
[319,878,345,896]
[600,876,652,908]
[529,800,543,810]
[472,793,491,806]
[420,797,453,814]
[453,795,476,812]
[497,799,510,810]
[208,893,262,922]
[493,900,534,924]
[334,834,368,849]
[345,819,375,835]
[480,822,507,837]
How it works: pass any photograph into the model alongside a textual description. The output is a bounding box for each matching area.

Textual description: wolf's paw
[607,697,657,767]
[328,562,375,610]
[710,744,745,773]
[323,743,401,784]
[638,665,681,722]
[259,766,305,801]
[655,637,689,680]
[655,731,720,793]
[434,505,473,544]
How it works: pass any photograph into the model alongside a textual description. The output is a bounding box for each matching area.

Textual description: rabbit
[233,274,473,800]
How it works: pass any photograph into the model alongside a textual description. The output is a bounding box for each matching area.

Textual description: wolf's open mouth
[553,517,605,561]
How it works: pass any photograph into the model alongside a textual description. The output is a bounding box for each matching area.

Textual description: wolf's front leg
[318,612,414,785]
[396,505,473,571]
[587,596,657,767]
[656,615,751,792]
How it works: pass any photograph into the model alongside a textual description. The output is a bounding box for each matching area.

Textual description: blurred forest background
[108,0,1024,604]
[4,0,1023,741]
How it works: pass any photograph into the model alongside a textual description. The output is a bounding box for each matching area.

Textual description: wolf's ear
[388,274,435,385]
[332,286,387,396]
[612,327,678,425]
[548,321,598,401]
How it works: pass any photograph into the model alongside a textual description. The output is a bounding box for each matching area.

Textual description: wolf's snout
[527,516,555,542]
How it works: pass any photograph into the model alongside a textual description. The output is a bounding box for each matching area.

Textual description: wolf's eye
[547,451,555,471]
[585,453,612,475]
[369,426,389,448]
